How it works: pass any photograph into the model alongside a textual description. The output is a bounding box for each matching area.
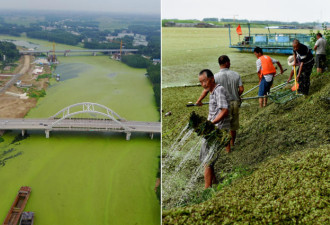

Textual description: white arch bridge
[0,102,160,140]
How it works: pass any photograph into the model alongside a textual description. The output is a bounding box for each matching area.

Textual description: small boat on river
[2,186,31,225]
[19,212,34,225]
[228,23,312,54]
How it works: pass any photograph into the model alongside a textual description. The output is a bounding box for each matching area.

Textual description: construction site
[0,52,54,118]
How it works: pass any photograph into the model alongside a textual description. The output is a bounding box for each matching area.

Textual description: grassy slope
[163,145,329,224]
[162,72,330,223]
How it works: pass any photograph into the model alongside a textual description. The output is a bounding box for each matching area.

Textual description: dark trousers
[298,60,314,95]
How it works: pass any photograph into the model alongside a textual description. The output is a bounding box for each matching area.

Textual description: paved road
[0,118,160,133]
[20,49,138,54]
[0,55,30,94]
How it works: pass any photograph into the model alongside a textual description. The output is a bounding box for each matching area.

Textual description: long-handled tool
[293,65,298,95]
[273,68,287,77]
[270,79,294,92]
[186,102,209,107]
[241,69,287,97]
[187,69,288,107]
[186,95,269,107]
[241,84,259,97]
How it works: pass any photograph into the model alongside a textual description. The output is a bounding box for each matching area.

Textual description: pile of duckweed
[163,145,329,224]
[188,111,231,148]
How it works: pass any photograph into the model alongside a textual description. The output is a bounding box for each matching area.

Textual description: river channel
[0,36,160,225]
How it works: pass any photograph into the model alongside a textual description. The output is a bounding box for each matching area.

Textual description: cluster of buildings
[106,31,148,46]
[40,20,150,47]
[31,58,51,79]
[164,21,222,28]
[32,66,43,76]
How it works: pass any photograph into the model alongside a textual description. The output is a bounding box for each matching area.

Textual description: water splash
[177,143,218,206]
[163,120,227,209]
[174,138,203,173]
[162,125,192,168]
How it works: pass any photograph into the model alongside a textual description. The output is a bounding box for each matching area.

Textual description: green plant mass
[36,73,52,80]
[188,111,230,148]
[163,145,329,224]
[162,26,329,223]
[28,88,46,98]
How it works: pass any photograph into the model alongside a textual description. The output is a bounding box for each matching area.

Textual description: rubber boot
[204,166,213,189]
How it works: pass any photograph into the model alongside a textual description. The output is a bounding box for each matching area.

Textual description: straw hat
[288,55,295,66]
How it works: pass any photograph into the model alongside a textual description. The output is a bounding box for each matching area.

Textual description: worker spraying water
[196,55,244,148]
[196,69,231,188]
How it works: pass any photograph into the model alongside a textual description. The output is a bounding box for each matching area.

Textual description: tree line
[121,54,160,110]
[27,30,81,45]
[0,18,160,59]
[0,41,20,64]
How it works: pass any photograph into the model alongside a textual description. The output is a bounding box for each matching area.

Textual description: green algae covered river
[162,27,310,87]
[0,36,160,224]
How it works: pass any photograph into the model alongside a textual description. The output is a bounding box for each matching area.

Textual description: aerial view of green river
[0,36,160,224]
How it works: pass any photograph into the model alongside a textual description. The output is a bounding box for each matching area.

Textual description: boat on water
[228,24,312,55]
[19,212,34,225]
[2,186,31,225]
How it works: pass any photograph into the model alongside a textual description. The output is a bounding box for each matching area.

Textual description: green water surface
[0,36,160,225]
[162,27,310,87]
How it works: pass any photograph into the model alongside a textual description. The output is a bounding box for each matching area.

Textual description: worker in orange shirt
[254,47,284,108]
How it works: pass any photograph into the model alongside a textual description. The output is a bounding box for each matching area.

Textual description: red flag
[236,24,242,35]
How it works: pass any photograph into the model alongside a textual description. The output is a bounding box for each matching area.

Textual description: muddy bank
[0,55,51,118]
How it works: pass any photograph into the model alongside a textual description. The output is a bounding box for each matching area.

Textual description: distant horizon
[0,9,160,17]
[162,18,329,25]
[0,0,160,16]
[162,0,330,24]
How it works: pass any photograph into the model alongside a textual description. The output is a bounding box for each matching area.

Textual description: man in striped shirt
[198,69,230,188]
[196,55,244,147]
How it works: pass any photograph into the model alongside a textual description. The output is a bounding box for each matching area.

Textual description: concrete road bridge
[0,102,160,140]
[19,49,138,56]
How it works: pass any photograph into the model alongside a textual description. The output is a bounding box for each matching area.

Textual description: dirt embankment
[0,55,50,118]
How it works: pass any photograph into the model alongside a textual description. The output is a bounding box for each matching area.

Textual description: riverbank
[0,54,53,118]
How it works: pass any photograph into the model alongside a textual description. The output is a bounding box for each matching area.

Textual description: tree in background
[203,18,218,22]
[121,55,150,68]
[0,41,20,68]
[147,64,160,110]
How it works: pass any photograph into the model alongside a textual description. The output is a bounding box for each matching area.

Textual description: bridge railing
[49,102,130,131]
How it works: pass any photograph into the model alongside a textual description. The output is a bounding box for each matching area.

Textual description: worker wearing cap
[254,47,284,107]
[292,39,315,95]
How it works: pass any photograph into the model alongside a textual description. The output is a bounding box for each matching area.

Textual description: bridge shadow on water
[4,130,160,141]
